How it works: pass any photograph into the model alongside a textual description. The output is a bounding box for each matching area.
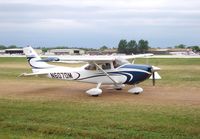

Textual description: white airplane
[21,46,161,96]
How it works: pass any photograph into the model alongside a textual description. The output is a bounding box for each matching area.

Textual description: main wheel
[133,92,140,95]
[91,95,99,97]
[116,88,122,90]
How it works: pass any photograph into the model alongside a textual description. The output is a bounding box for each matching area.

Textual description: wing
[40,54,153,63]
[54,55,115,62]
[121,53,154,59]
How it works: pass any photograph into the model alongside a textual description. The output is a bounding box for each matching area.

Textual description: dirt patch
[0,80,199,107]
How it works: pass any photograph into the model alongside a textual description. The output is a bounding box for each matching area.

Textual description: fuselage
[26,48,152,85]
[42,63,152,85]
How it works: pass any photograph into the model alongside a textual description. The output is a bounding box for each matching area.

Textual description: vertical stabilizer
[23,46,54,72]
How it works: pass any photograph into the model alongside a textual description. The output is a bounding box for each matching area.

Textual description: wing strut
[93,62,119,85]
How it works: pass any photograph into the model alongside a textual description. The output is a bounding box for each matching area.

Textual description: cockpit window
[113,61,120,68]
[113,58,129,68]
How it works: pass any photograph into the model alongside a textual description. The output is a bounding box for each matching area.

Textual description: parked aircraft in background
[20,46,161,96]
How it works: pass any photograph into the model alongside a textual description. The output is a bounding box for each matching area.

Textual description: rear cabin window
[85,64,96,70]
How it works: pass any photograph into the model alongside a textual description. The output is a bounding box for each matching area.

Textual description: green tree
[42,47,49,53]
[0,45,6,50]
[174,44,186,49]
[55,46,68,49]
[118,40,127,54]
[190,46,200,52]
[100,45,108,51]
[8,45,17,49]
[127,40,137,54]
[138,40,149,53]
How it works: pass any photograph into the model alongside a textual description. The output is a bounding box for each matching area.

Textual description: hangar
[48,49,85,55]
[3,48,42,55]
[5,48,24,55]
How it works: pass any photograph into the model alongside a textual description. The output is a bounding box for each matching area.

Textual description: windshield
[114,58,130,68]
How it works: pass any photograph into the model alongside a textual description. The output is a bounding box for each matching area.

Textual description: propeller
[152,71,155,86]
[151,66,161,86]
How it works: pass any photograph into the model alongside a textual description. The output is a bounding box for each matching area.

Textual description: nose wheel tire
[133,92,140,95]
[128,86,143,94]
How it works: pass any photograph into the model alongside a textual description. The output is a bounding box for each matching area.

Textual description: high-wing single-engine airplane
[21,46,161,96]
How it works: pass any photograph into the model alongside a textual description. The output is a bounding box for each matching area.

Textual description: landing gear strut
[128,85,143,94]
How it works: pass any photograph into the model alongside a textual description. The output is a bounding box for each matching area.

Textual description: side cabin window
[85,63,111,70]
[85,64,96,70]
[85,59,128,71]
[102,63,111,70]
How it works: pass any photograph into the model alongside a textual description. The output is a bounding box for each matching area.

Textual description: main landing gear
[86,83,102,96]
[128,85,143,95]
[86,84,143,96]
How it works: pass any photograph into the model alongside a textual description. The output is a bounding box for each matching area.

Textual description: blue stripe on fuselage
[118,64,152,84]
[122,71,151,84]
[120,64,152,73]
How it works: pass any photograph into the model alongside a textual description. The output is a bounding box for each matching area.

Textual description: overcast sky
[0,0,200,48]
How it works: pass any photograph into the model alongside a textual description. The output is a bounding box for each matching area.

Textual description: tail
[23,46,54,72]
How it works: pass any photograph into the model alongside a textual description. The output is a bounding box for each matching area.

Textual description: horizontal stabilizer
[54,61,85,64]
[37,57,60,62]
[19,72,49,77]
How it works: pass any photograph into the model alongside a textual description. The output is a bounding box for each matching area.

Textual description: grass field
[0,57,200,139]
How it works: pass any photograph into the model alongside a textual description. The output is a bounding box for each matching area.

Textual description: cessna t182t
[21,46,161,96]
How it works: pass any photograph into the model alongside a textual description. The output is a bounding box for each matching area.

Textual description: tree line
[0,42,199,53]
[174,44,200,52]
[0,45,18,50]
[117,39,149,54]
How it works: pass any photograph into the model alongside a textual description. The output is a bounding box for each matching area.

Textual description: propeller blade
[152,66,161,71]
[152,71,155,86]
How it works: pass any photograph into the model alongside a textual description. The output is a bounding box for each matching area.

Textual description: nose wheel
[128,85,143,94]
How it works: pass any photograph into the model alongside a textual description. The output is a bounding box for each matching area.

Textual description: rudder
[23,46,54,71]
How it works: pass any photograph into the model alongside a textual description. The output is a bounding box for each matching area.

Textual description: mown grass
[0,99,199,139]
[0,57,26,63]
[0,57,200,138]
[135,58,200,87]
[135,58,200,66]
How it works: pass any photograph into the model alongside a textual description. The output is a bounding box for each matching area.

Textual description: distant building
[148,48,170,55]
[102,49,117,55]
[86,50,102,55]
[3,48,42,55]
[0,50,5,55]
[5,48,24,55]
[148,48,193,55]
[47,49,85,55]
[87,49,117,55]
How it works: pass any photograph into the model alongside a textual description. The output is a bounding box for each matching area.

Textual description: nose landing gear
[128,85,143,94]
